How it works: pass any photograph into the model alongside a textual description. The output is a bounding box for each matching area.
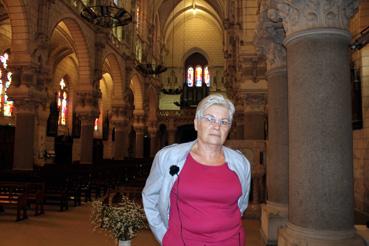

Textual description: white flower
[90,196,148,241]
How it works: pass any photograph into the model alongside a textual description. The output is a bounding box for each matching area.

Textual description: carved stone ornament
[269,0,358,36]
[6,84,46,114]
[111,105,128,129]
[75,90,100,121]
[255,1,287,70]
[133,110,145,129]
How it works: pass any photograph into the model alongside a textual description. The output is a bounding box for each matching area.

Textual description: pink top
[163,154,245,246]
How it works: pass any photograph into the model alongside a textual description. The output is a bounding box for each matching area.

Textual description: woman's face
[194,105,231,146]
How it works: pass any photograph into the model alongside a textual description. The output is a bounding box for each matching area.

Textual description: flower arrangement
[90,194,148,241]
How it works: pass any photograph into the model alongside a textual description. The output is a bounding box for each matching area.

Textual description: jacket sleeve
[142,151,167,244]
[241,155,251,213]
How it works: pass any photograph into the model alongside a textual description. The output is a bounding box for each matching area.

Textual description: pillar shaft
[278,28,364,245]
[287,30,353,230]
[114,129,125,160]
[135,128,144,158]
[80,120,94,164]
[255,9,289,242]
[267,67,289,204]
[7,81,42,170]
[75,89,100,164]
[167,129,176,145]
[13,112,35,170]
[150,134,157,157]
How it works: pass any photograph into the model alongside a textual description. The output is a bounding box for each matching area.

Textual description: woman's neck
[190,141,224,165]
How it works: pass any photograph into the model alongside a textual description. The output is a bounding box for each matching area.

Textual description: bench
[0,182,28,221]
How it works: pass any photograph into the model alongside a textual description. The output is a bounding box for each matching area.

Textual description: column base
[278,223,366,246]
[260,202,288,245]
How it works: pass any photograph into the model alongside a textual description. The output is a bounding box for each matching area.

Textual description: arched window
[57,78,68,126]
[195,65,203,87]
[182,52,210,107]
[94,118,99,131]
[187,66,194,87]
[204,66,210,87]
[0,50,13,117]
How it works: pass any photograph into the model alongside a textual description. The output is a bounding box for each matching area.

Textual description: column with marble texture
[271,0,365,245]
[255,3,289,244]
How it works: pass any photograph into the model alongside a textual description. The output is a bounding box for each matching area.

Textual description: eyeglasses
[199,115,232,127]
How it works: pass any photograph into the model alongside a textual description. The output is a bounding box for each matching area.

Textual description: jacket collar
[175,140,197,167]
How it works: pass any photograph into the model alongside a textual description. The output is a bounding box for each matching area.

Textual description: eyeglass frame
[197,114,232,127]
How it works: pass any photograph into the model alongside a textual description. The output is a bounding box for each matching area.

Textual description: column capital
[75,89,100,120]
[147,120,158,135]
[270,0,358,37]
[7,84,46,114]
[111,105,128,129]
[133,110,145,129]
[7,64,38,87]
[255,3,287,70]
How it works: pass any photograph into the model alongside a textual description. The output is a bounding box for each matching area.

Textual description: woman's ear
[194,119,198,131]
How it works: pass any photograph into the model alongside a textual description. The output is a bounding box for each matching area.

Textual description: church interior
[0,0,368,245]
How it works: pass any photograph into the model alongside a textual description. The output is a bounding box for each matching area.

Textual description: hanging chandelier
[80,2,132,28]
[136,63,167,75]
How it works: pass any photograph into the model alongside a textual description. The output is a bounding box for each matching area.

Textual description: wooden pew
[0,182,28,221]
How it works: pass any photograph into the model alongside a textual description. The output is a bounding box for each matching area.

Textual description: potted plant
[91,194,148,246]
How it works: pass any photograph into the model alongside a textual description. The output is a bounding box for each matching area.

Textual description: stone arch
[103,53,124,101]
[2,0,31,63]
[100,73,113,112]
[52,18,91,85]
[182,47,210,65]
[129,73,144,111]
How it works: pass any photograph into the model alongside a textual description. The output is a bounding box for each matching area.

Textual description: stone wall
[351,1,369,217]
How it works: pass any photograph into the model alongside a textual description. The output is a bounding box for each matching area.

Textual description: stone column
[111,105,128,160]
[78,114,95,164]
[12,98,37,170]
[167,118,176,145]
[34,105,49,166]
[255,4,289,244]
[7,64,45,170]
[133,110,144,158]
[148,122,158,157]
[271,1,365,245]
[75,90,99,164]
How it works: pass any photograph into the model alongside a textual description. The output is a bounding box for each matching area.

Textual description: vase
[117,239,131,246]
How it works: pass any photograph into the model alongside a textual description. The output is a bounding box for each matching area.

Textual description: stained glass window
[187,66,194,87]
[94,118,99,131]
[0,51,13,117]
[204,66,210,87]
[195,65,202,87]
[182,52,210,107]
[57,78,68,125]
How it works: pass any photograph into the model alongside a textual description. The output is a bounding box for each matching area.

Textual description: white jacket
[142,140,251,244]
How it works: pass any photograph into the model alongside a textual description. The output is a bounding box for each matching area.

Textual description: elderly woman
[142,94,251,246]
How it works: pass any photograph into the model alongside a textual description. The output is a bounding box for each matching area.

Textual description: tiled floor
[0,203,263,246]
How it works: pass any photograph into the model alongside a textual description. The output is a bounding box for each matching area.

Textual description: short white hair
[195,94,235,122]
